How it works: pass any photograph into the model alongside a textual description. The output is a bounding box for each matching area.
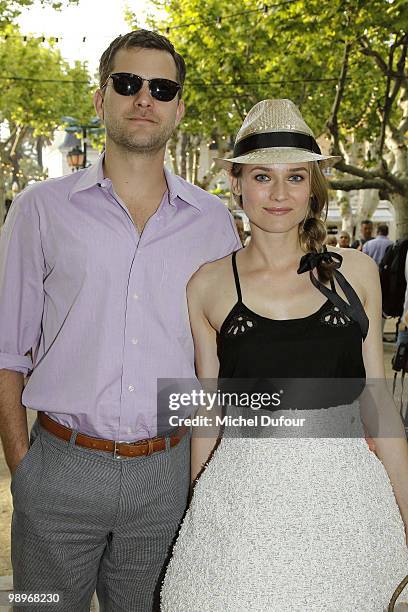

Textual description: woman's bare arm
[355,252,408,543]
[187,267,223,484]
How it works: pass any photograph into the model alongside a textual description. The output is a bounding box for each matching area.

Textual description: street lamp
[62,116,103,169]
[66,146,85,172]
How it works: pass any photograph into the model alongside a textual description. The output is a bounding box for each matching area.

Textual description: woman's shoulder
[328,246,378,275]
[187,251,236,298]
[327,246,379,303]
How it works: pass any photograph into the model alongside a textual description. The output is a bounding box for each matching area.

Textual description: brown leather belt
[38,412,188,458]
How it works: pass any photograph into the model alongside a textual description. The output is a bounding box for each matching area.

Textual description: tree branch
[389,35,408,105]
[334,160,377,180]
[378,163,408,192]
[333,159,407,193]
[329,177,392,192]
[379,36,397,156]
[395,34,408,71]
[326,41,352,156]
[380,35,408,156]
[233,97,246,122]
[399,116,408,134]
[0,125,18,153]
[398,83,408,133]
[10,125,27,159]
[358,36,388,74]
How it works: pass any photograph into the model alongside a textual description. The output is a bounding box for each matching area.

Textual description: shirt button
[133,293,139,300]
[128,385,135,392]
[131,338,138,345]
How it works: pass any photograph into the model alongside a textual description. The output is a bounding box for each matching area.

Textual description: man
[0,30,240,611]
[337,230,351,248]
[363,224,393,266]
[351,219,373,250]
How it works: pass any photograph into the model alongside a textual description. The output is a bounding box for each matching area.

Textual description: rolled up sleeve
[0,193,45,374]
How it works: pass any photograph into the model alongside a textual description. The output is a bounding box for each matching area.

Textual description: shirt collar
[68,153,202,212]
[68,153,105,200]
[164,167,202,211]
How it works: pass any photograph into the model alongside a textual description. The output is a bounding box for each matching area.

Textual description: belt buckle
[113,440,123,459]
[114,438,155,459]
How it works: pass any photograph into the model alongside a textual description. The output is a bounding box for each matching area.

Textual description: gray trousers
[11,418,190,612]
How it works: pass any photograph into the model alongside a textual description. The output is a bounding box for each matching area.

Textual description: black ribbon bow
[297,250,343,274]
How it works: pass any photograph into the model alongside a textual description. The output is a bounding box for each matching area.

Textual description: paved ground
[0,321,407,609]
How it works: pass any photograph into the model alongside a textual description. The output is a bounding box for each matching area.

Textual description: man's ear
[94,89,105,122]
[175,98,185,126]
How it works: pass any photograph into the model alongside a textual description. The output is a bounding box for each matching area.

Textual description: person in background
[338,230,351,248]
[405,251,408,326]
[234,214,246,246]
[363,224,393,266]
[351,219,374,250]
[401,250,408,330]
[325,234,337,247]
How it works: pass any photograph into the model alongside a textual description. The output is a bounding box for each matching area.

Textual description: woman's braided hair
[230,161,335,282]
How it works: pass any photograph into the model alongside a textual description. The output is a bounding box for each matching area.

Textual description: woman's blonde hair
[230,162,334,281]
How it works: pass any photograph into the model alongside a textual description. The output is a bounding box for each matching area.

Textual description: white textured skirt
[161,405,408,612]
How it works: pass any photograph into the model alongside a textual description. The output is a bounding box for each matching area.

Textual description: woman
[161,99,408,611]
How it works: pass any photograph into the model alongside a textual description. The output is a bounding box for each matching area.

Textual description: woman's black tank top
[217,250,368,408]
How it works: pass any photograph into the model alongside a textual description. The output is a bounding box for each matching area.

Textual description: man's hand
[0,369,29,476]
[9,446,29,476]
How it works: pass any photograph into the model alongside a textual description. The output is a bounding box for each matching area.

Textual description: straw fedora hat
[215,99,341,169]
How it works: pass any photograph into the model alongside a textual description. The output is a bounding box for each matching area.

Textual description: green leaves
[127,0,407,198]
[0,24,94,205]
[0,25,94,135]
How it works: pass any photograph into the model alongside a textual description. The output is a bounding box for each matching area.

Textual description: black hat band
[233,131,322,158]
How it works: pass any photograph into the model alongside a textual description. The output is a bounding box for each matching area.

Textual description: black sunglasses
[103,72,181,102]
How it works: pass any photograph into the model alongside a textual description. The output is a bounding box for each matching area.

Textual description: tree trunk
[337,193,353,233]
[179,133,188,180]
[389,193,408,239]
[186,148,193,184]
[355,188,379,226]
[197,138,231,190]
[168,137,179,175]
[0,171,6,226]
[36,136,43,170]
[192,142,200,185]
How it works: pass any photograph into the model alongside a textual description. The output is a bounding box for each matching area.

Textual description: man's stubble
[105,114,176,156]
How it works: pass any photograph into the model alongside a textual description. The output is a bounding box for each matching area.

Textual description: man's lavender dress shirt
[0,155,240,441]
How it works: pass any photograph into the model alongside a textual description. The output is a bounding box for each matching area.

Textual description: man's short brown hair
[377,224,389,236]
[98,29,186,96]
